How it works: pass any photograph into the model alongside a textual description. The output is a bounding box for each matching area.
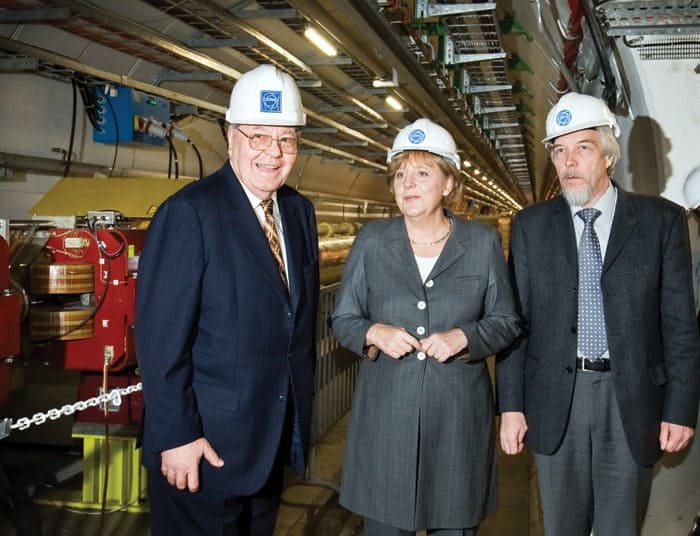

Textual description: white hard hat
[226,64,306,126]
[387,118,460,169]
[683,166,700,209]
[542,92,620,143]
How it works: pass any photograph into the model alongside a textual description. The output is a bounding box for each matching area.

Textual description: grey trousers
[364,518,477,536]
[535,370,653,536]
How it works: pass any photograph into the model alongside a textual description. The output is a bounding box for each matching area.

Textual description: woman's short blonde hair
[387,151,463,207]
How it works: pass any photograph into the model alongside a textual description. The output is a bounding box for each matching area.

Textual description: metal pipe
[533,0,579,92]
[0,152,196,180]
[317,222,360,237]
[319,237,354,269]
[580,0,618,107]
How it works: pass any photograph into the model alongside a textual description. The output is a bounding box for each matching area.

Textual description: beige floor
[1,411,698,535]
[0,413,533,536]
[4,339,698,535]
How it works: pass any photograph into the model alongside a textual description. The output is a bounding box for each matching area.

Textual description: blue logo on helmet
[260,90,282,113]
[408,129,426,144]
[556,109,572,127]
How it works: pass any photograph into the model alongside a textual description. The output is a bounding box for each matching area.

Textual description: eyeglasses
[235,127,299,154]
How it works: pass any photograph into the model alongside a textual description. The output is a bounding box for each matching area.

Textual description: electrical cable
[96,360,111,536]
[87,217,126,258]
[218,118,228,141]
[97,358,110,536]
[167,135,179,179]
[76,76,101,131]
[64,78,78,178]
[102,94,119,178]
[167,137,173,179]
[133,115,195,178]
[580,0,617,107]
[191,142,203,179]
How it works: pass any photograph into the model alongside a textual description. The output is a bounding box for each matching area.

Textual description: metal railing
[311,282,358,443]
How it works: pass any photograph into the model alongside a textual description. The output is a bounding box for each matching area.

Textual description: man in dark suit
[135,64,319,535]
[497,92,700,536]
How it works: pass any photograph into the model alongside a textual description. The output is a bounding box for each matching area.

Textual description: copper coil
[30,263,95,294]
[29,306,94,341]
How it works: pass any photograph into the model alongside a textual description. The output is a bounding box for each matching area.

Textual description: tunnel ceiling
[1,0,698,213]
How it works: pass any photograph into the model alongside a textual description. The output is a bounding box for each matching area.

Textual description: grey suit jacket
[332,212,520,530]
[497,188,700,466]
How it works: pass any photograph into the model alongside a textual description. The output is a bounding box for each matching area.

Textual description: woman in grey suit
[332,118,520,535]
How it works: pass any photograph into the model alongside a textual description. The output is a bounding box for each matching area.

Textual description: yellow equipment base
[35,423,149,514]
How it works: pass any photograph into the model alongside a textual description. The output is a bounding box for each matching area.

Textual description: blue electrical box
[92,86,170,146]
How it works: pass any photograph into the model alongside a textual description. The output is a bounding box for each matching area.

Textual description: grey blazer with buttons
[331,212,520,530]
[496,189,700,466]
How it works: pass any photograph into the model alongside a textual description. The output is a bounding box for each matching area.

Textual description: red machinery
[0,235,21,408]
[24,226,145,425]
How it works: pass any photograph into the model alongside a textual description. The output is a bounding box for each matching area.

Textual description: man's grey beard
[561,182,593,207]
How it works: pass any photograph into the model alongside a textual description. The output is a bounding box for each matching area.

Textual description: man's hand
[499,411,528,455]
[160,437,224,492]
[366,323,420,359]
[659,421,694,453]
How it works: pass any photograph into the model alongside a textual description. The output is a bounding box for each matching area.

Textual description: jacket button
[570,326,577,334]
[425,280,434,288]
[565,366,573,374]
[417,300,426,310]
[417,352,426,360]
[416,326,426,335]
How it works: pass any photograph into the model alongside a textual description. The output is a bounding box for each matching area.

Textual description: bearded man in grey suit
[497,93,700,536]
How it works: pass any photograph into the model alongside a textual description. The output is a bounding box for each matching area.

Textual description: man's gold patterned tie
[260,199,288,287]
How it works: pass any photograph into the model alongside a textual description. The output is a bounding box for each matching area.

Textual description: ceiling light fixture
[304,27,337,57]
[385,95,403,111]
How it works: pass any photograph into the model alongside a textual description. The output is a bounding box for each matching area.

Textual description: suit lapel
[278,193,303,308]
[551,196,578,271]
[218,167,291,302]
[428,214,467,280]
[387,213,469,284]
[603,188,637,273]
[548,187,636,275]
[385,218,425,290]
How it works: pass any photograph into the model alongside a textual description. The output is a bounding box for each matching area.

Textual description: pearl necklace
[408,219,452,246]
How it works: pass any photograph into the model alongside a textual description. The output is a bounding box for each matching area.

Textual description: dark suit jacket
[135,163,319,494]
[497,187,700,466]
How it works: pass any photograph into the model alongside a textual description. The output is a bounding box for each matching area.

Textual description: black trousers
[147,383,300,535]
[148,396,296,536]
[148,455,286,536]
